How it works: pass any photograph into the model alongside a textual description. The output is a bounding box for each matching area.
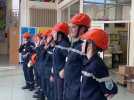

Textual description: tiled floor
[0,67,134,100]
[0,67,36,100]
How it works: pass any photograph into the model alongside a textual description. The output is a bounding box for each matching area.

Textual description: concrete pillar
[56,0,60,22]
[129,0,134,65]
[20,0,30,27]
[80,0,83,13]
[19,0,30,62]
[57,8,62,22]
[68,7,70,22]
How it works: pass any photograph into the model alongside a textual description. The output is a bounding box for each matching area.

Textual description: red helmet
[53,22,69,36]
[81,28,109,50]
[71,13,91,28]
[42,29,52,37]
[23,32,31,39]
[31,53,37,64]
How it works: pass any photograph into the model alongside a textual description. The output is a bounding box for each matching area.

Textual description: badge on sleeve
[105,80,114,90]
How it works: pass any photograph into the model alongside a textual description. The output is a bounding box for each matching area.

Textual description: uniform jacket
[80,53,118,100]
[53,38,70,76]
[19,41,35,63]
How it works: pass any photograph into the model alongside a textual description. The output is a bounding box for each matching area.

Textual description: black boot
[34,89,41,95]
[33,94,41,98]
[29,85,35,91]
[37,95,45,100]
[33,88,42,98]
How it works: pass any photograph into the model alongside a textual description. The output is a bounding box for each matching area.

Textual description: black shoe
[33,94,41,98]
[29,87,35,91]
[29,84,35,91]
[34,90,40,94]
[22,85,30,89]
[37,96,45,100]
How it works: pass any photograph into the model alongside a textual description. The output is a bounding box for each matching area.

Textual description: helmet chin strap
[54,33,61,44]
[82,40,95,59]
[53,32,58,44]
[82,40,88,54]
[85,41,88,54]
[76,26,81,38]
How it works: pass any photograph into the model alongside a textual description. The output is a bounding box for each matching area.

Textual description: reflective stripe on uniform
[81,71,112,83]
[30,45,34,48]
[55,45,85,56]
[69,48,85,56]
[47,51,53,55]
[55,45,68,51]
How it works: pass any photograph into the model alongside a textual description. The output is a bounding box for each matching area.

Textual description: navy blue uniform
[39,47,51,97]
[41,47,54,100]
[64,40,84,100]
[19,41,35,87]
[53,38,70,100]
[34,44,45,87]
[37,45,47,96]
[80,54,118,100]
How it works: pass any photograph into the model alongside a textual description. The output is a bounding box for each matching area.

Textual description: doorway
[103,21,130,69]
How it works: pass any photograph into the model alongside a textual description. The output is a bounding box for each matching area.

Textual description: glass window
[83,0,131,21]
[84,0,105,3]
[61,1,80,22]
[61,8,68,22]
[70,2,79,18]
[84,3,104,20]
[105,4,116,20]
[106,0,116,4]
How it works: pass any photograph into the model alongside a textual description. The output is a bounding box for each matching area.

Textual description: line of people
[19,13,118,100]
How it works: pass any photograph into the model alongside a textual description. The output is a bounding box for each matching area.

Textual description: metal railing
[30,8,57,27]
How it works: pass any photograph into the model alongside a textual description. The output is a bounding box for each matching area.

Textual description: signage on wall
[20,27,37,44]
[29,27,37,36]
[37,27,52,33]
[19,27,37,63]
[20,27,37,35]
[20,26,52,44]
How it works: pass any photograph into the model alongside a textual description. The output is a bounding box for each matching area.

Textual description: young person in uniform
[52,23,70,100]
[64,13,91,100]
[80,28,118,100]
[19,32,35,91]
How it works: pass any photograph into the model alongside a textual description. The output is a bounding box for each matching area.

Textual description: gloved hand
[59,69,64,79]
[27,60,33,68]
